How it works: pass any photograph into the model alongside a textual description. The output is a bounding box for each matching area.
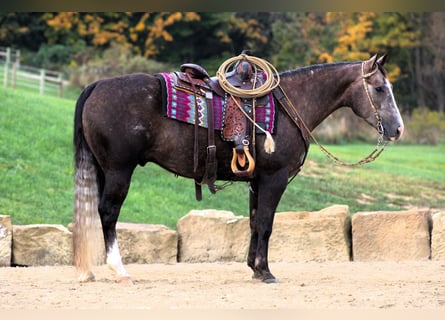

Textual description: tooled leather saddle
[170,60,273,200]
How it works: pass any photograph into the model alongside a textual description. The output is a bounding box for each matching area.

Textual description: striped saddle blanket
[157,72,276,135]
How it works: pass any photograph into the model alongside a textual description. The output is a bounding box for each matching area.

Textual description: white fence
[0,47,64,97]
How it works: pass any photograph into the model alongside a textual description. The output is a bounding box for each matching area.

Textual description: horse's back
[86,73,162,110]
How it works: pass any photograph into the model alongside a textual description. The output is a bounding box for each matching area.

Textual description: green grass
[286,144,445,213]
[1,87,444,229]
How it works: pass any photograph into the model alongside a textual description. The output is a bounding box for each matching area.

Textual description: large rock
[0,215,13,266]
[269,205,352,262]
[177,210,249,262]
[116,222,178,264]
[12,224,73,266]
[431,211,445,260]
[177,206,352,263]
[352,209,431,261]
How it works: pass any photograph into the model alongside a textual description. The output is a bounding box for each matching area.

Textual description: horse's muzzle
[388,125,404,141]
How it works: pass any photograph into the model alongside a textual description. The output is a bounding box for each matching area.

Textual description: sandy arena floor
[1,261,445,310]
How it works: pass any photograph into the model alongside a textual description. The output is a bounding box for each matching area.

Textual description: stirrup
[231,145,255,177]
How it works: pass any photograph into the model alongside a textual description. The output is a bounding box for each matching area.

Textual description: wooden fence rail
[0,47,64,97]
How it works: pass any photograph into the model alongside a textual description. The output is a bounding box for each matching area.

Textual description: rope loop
[216,53,280,98]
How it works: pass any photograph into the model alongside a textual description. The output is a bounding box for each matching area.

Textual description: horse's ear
[377,54,387,66]
[363,54,378,74]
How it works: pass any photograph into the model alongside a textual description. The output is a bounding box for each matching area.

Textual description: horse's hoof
[263,277,279,284]
[116,276,133,285]
[252,271,278,284]
[78,271,96,283]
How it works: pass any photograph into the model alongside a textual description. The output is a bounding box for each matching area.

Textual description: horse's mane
[279,60,387,77]
[279,61,359,77]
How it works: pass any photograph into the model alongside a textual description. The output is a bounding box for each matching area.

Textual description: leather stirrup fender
[231,145,255,177]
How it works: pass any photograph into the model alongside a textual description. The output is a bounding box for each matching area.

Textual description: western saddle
[173,58,269,200]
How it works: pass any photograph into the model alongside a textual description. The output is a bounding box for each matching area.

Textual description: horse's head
[352,54,404,141]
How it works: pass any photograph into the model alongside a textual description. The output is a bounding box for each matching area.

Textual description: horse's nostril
[397,125,404,138]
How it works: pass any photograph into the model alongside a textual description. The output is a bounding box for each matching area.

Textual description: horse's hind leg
[98,167,135,283]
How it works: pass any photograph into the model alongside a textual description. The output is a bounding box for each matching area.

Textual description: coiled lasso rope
[216,54,280,153]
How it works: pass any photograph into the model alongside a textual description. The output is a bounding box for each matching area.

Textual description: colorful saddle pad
[157,72,276,134]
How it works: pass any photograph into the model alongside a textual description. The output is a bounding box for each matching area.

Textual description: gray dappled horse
[73,54,403,283]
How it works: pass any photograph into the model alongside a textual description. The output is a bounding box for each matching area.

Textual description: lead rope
[280,61,388,167]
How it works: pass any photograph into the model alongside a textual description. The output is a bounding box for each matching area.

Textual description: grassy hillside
[1,87,444,229]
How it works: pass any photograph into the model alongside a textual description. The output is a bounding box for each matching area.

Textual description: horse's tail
[73,82,105,281]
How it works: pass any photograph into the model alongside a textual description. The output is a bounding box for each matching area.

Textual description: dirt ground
[1,261,445,309]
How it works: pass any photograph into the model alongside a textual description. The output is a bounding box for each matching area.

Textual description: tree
[425,12,445,112]
[151,12,231,65]
[271,12,336,70]
[227,12,275,58]
[0,13,47,51]
[43,12,200,57]
[370,13,422,110]
[326,12,376,62]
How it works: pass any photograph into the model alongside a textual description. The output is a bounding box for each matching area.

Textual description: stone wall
[269,205,351,262]
[0,215,12,267]
[352,210,432,261]
[431,212,445,260]
[116,222,178,264]
[12,224,73,266]
[177,209,249,262]
[0,207,444,267]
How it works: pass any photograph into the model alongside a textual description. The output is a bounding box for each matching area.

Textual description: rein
[279,61,388,167]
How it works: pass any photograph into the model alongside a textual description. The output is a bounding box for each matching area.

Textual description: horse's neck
[279,62,360,131]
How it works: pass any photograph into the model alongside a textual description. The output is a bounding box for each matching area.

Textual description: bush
[313,108,377,144]
[69,43,172,88]
[404,109,445,145]
[30,44,73,71]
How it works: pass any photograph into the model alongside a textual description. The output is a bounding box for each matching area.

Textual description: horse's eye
[375,86,383,93]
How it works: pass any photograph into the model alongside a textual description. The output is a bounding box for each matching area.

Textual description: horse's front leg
[248,168,288,283]
[247,179,259,272]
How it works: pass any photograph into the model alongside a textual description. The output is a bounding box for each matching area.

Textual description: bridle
[361,62,385,142]
[279,61,388,167]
